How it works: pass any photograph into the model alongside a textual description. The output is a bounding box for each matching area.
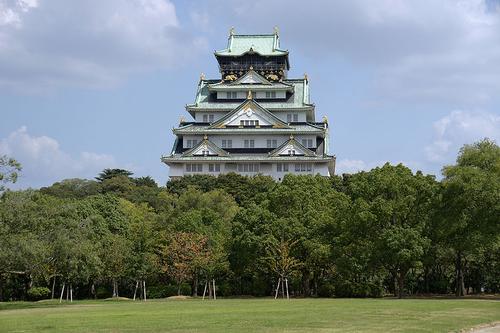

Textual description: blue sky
[1,0,499,188]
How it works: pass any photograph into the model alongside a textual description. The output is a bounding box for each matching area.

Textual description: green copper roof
[215,33,288,57]
[173,123,326,135]
[188,79,312,111]
[209,99,291,129]
[162,154,334,163]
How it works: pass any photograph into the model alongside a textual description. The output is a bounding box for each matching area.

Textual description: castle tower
[162,30,336,180]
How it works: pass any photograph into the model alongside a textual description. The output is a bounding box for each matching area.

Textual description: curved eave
[162,155,335,164]
[214,53,290,70]
[208,85,293,92]
[172,128,326,136]
[214,49,289,57]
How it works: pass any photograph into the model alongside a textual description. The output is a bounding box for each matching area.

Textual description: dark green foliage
[96,168,133,182]
[26,287,50,301]
[147,284,191,298]
[1,140,498,301]
[40,178,101,198]
[0,155,22,192]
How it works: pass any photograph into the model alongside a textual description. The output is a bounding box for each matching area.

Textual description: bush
[147,284,192,299]
[27,287,50,301]
[317,283,335,297]
[96,286,112,299]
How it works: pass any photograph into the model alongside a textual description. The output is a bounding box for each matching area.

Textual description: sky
[1,0,500,189]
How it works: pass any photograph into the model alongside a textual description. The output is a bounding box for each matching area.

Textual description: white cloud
[0,0,207,91]
[0,126,117,188]
[425,110,500,163]
[336,159,369,174]
[212,0,500,106]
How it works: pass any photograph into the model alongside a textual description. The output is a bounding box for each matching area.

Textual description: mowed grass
[0,298,499,333]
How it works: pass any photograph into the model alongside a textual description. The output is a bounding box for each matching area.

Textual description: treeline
[0,139,498,301]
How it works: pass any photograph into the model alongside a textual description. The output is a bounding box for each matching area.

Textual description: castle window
[209,164,220,172]
[302,139,313,148]
[267,139,278,148]
[265,91,276,98]
[221,139,232,148]
[286,113,299,122]
[241,120,259,127]
[186,139,198,148]
[294,163,312,172]
[244,139,255,148]
[277,163,289,172]
[226,91,237,99]
[186,164,203,172]
[237,163,260,172]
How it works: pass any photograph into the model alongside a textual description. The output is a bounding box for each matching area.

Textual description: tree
[265,239,302,299]
[134,176,158,188]
[161,232,208,296]
[122,201,159,301]
[439,139,500,296]
[343,164,437,298]
[96,169,133,182]
[40,178,101,198]
[0,155,21,191]
[268,175,341,296]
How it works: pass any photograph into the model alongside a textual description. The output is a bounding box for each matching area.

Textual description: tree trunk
[133,281,138,301]
[59,283,65,303]
[177,283,181,296]
[213,279,216,300]
[455,251,465,297]
[397,270,405,299]
[202,280,208,300]
[51,275,56,299]
[424,266,429,294]
[192,274,198,297]
[0,274,4,302]
[90,282,96,299]
[302,270,311,297]
[274,278,281,299]
[70,284,73,302]
[143,280,147,301]
[281,275,285,299]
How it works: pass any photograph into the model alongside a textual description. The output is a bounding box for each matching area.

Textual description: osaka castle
[162,29,336,180]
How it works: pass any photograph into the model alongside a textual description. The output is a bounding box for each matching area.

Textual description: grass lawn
[0,298,499,332]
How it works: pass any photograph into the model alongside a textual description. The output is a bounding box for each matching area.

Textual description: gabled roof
[182,137,229,157]
[269,136,316,157]
[207,69,294,92]
[187,79,313,116]
[209,98,290,129]
[231,68,272,85]
[172,123,326,135]
[215,33,288,57]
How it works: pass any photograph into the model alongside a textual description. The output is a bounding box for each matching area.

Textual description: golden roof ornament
[289,134,294,140]
[274,26,279,36]
[304,73,308,82]
[229,27,235,36]
[247,90,253,99]
[203,134,208,140]
[322,115,328,123]
[249,65,254,71]
[179,116,186,124]
[199,72,205,81]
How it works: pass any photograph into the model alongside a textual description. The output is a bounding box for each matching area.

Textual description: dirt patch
[461,322,500,332]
